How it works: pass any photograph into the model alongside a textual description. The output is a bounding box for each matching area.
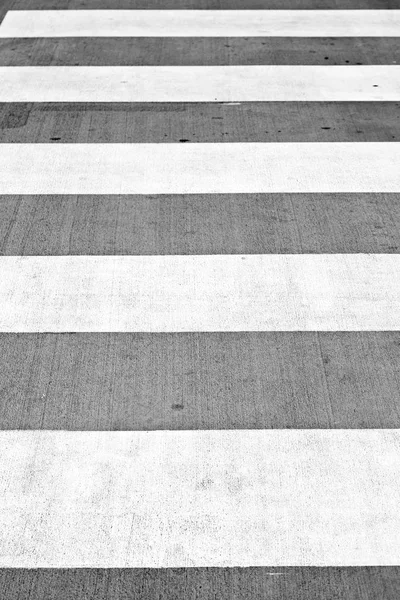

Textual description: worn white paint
[1,10,400,37]
[0,429,400,567]
[1,143,400,195]
[0,254,399,332]
[0,66,399,102]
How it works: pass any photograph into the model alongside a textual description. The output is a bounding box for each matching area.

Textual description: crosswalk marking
[1,143,400,195]
[0,254,399,332]
[1,65,399,102]
[1,9,400,38]
[1,0,400,588]
[1,429,400,567]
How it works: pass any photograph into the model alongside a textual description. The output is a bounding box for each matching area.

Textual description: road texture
[0,0,400,598]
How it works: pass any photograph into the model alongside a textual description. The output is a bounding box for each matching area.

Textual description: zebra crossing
[0,1,400,598]
[1,254,400,331]
[2,65,400,101]
[2,10,400,37]
[2,142,400,193]
[2,429,400,567]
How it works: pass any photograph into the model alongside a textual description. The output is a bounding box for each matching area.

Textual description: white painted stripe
[1,429,400,567]
[0,254,399,332]
[0,66,399,102]
[1,143,400,195]
[1,10,400,37]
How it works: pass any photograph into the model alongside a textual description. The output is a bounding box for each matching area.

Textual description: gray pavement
[1,102,400,142]
[8,0,400,10]
[1,0,400,596]
[1,567,400,600]
[2,37,400,65]
[1,332,400,430]
[1,193,400,255]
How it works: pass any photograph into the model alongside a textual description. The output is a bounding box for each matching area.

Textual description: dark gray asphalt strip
[1,332,400,430]
[1,567,399,600]
[1,194,400,256]
[1,102,399,143]
[8,0,400,10]
[1,37,399,66]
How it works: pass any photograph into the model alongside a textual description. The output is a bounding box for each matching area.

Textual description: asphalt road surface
[1,1,400,598]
